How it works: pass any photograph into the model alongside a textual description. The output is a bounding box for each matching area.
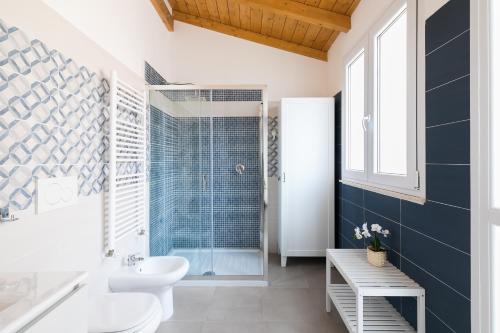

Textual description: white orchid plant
[354,222,390,252]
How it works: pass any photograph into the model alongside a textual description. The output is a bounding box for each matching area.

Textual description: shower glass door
[148,89,207,275]
[149,87,266,279]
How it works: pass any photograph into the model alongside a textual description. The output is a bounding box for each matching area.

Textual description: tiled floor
[156,255,348,333]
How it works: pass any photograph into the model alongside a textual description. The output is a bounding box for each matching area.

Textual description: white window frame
[342,37,369,183]
[341,0,425,203]
[471,0,498,332]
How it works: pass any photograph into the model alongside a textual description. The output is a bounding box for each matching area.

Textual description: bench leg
[357,294,363,333]
[417,293,426,333]
[326,259,331,312]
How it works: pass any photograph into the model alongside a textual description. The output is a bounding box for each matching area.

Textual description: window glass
[346,51,365,172]
[374,7,408,175]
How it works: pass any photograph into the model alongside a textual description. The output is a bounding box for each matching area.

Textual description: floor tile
[158,255,351,333]
[157,321,203,333]
[202,322,268,333]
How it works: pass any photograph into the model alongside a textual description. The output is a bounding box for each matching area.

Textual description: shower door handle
[202,174,208,191]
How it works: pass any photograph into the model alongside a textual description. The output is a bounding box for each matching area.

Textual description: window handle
[362,114,371,132]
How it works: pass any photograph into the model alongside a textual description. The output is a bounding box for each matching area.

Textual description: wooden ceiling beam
[237,0,351,32]
[151,0,174,32]
[173,11,328,61]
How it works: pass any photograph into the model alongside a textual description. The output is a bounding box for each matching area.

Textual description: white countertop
[0,271,87,333]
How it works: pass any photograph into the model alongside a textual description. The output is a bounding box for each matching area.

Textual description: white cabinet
[23,286,87,333]
[279,97,335,267]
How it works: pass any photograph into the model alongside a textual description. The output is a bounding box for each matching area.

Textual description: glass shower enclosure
[147,86,268,284]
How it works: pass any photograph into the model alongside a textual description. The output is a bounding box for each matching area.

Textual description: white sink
[0,292,23,312]
[0,272,87,333]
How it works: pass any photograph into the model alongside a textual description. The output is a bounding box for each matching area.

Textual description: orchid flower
[354,227,363,240]
[371,224,382,233]
[353,222,391,252]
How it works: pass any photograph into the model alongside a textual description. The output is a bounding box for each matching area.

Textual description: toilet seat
[88,293,162,333]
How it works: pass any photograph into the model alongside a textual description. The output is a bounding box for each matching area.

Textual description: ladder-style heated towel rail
[107,71,147,256]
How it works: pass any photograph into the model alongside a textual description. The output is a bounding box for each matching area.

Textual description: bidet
[108,256,189,321]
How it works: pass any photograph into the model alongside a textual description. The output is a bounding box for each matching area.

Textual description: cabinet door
[23,285,87,333]
[280,98,335,256]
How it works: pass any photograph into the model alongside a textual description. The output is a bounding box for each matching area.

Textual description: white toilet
[88,293,162,333]
[109,256,189,321]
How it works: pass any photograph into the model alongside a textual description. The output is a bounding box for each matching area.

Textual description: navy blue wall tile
[386,248,401,269]
[339,217,355,241]
[365,210,401,253]
[342,184,363,206]
[401,200,470,253]
[335,1,471,330]
[427,164,470,208]
[340,234,358,249]
[364,191,400,222]
[401,227,470,297]
[426,120,470,164]
[402,298,455,333]
[425,0,469,53]
[426,76,469,127]
[426,31,470,90]
[342,199,364,225]
[402,259,470,333]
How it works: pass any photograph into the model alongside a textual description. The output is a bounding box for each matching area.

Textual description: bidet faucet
[127,253,144,266]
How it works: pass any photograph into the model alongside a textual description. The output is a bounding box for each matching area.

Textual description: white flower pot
[367,246,387,267]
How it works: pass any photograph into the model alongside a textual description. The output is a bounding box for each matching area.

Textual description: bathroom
[0,0,495,332]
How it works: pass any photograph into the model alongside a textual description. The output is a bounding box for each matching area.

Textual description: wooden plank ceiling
[153,0,360,61]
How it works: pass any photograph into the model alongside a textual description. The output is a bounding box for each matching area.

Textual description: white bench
[326,249,425,333]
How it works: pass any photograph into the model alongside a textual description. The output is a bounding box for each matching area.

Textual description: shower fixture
[235,163,245,175]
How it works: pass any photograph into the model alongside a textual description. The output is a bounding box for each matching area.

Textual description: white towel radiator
[106,71,147,256]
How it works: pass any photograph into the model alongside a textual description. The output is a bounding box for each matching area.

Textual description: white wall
[41,1,328,103]
[1,0,147,295]
[168,22,328,102]
[326,0,449,95]
[42,0,175,83]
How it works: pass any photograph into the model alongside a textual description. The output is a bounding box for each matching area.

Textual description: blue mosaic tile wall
[146,63,262,253]
[149,114,262,253]
[335,1,470,332]
[149,105,176,255]
[171,117,261,249]
[0,18,110,211]
[172,117,211,249]
[212,117,261,248]
[145,62,168,85]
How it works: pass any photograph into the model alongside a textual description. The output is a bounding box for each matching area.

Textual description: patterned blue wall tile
[268,116,278,177]
[0,18,109,211]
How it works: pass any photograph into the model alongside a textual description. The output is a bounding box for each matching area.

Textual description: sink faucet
[127,253,144,267]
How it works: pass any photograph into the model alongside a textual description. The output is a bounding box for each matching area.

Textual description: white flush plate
[36,177,78,214]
